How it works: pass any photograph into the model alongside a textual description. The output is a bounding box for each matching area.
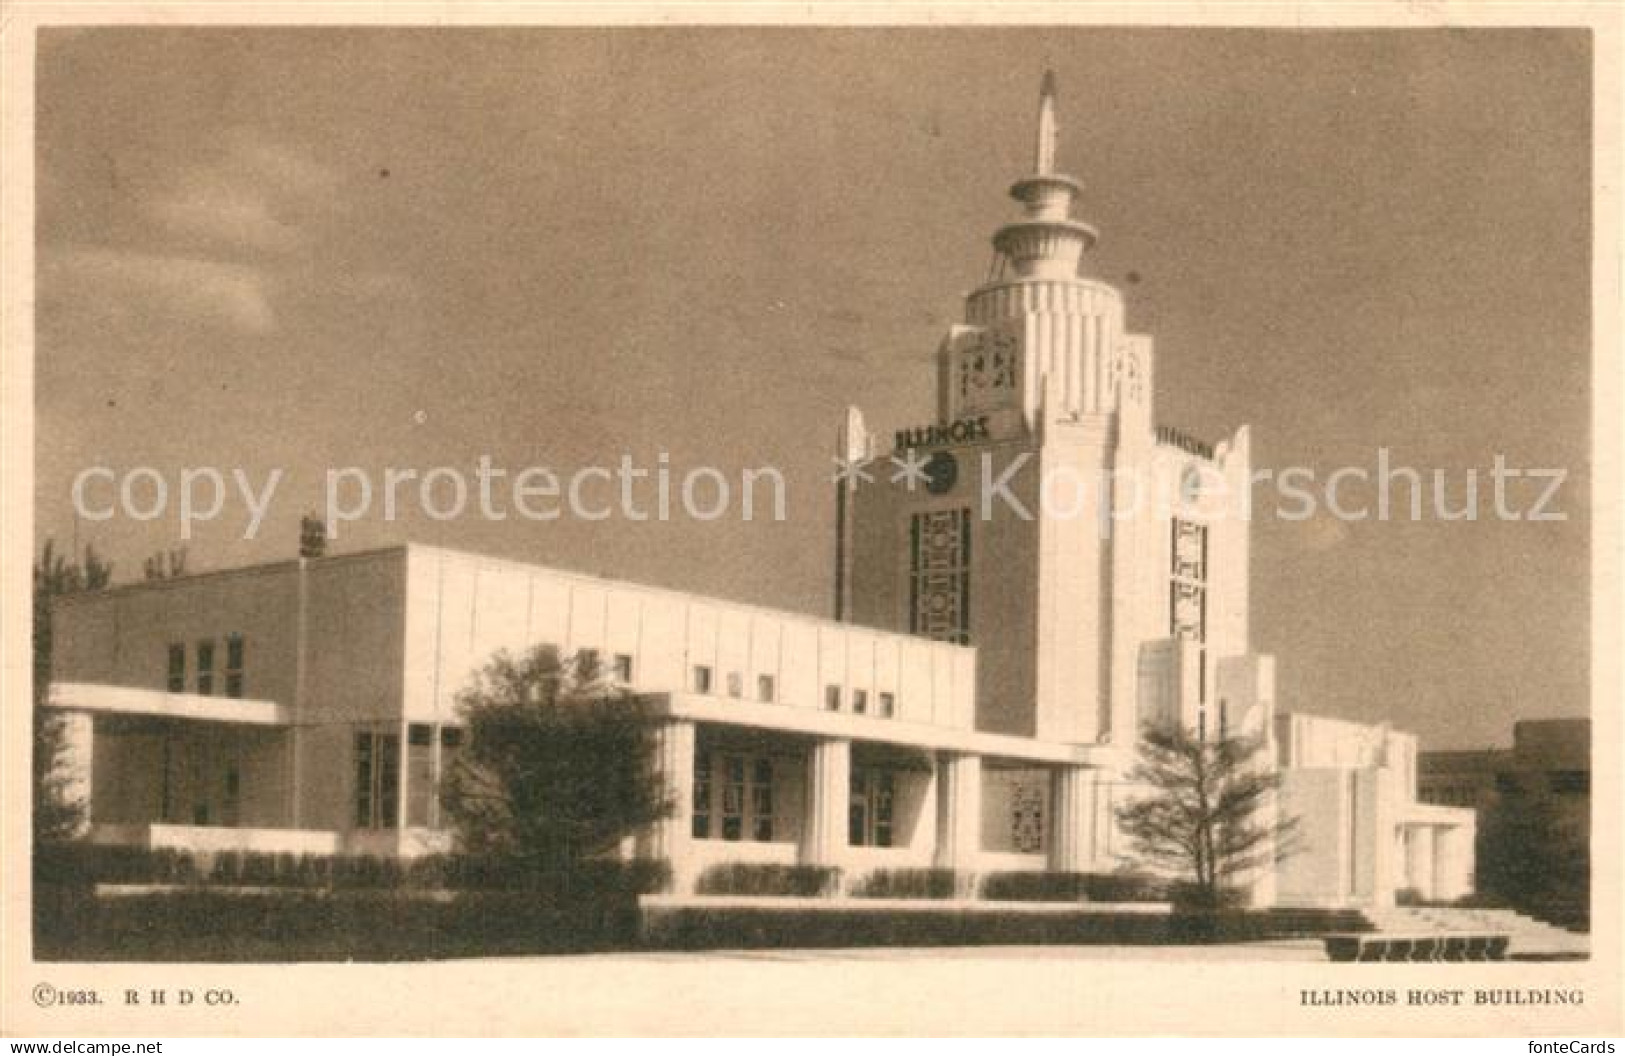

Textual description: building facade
[1420,719,1588,924]
[46,77,1473,908]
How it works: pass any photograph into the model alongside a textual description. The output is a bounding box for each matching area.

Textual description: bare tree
[1114,722,1299,908]
[142,546,188,581]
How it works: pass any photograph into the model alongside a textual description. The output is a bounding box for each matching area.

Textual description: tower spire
[1035,69,1057,176]
[992,72,1097,281]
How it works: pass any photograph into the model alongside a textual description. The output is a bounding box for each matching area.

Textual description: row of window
[688,664,899,719]
[824,685,895,718]
[166,636,245,698]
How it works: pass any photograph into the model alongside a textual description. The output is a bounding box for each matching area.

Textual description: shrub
[695,863,838,897]
[34,842,202,888]
[981,871,1174,903]
[1170,882,1246,911]
[982,871,1088,902]
[851,868,959,899]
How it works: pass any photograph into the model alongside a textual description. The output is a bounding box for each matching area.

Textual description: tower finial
[1035,70,1058,176]
[996,69,1096,279]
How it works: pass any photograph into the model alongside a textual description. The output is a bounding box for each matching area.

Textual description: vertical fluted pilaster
[802,738,851,869]
[934,752,982,871]
[1049,765,1097,873]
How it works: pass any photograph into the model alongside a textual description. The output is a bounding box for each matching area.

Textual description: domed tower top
[993,72,1099,281]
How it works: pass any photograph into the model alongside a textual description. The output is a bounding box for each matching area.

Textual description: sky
[33,27,1592,750]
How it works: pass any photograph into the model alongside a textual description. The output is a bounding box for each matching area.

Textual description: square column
[1048,765,1096,873]
[637,720,695,890]
[1406,825,1437,900]
[801,738,850,868]
[934,752,981,871]
[1434,824,1474,902]
[51,710,95,836]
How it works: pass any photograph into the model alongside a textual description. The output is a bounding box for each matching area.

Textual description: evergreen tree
[1115,722,1299,907]
[441,644,671,871]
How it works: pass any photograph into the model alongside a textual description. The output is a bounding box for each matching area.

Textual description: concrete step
[1367,907,1588,959]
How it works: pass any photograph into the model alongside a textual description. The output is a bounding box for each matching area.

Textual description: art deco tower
[839,73,1259,752]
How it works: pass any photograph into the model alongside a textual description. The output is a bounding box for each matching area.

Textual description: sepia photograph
[2,3,1619,1040]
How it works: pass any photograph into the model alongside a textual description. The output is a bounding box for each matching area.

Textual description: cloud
[144,131,336,257]
[146,188,303,256]
[44,247,275,335]
[43,130,342,336]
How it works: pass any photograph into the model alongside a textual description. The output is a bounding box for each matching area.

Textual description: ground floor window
[354,730,400,829]
[849,768,895,848]
[399,724,465,829]
[692,750,776,842]
[1010,781,1044,853]
[693,753,713,839]
[406,724,434,827]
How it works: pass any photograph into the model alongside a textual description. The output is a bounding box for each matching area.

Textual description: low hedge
[644,906,1174,949]
[34,888,643,962]
[648,906,1339,949]
[33,841,669,897]
[980,871,1173,903]
[851,868,960,900]
[695,863,839,897]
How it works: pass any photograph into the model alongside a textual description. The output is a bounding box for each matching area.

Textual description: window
[692,665,713,694]
[167,643,186,692]
[225,634,245,698]
[727,671,743,698]
[751,759,775,841]
[722,755,746,841]
[195,640,216,695]
[576,648,601,680]
[849,769,895,848]
[353,730,400,829]
[437,727,464,828]
[354,732,374,828]
[693,751,776,843]
[1010,781,1045,853]
[223,763,240,825]
[692,753,713,839]
[1170,518,1209,645]
[909,508,972,644]
[824,685,842,712]
[612,653,634,684]
[878,692,895,719]
[853,689,869,715]
[406,724,434,827]
[757,674,776,703]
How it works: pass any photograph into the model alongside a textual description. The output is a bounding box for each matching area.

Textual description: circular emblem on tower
[925,451,958,495]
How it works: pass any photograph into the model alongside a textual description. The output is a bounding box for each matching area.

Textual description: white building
[46,76,1473,909]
